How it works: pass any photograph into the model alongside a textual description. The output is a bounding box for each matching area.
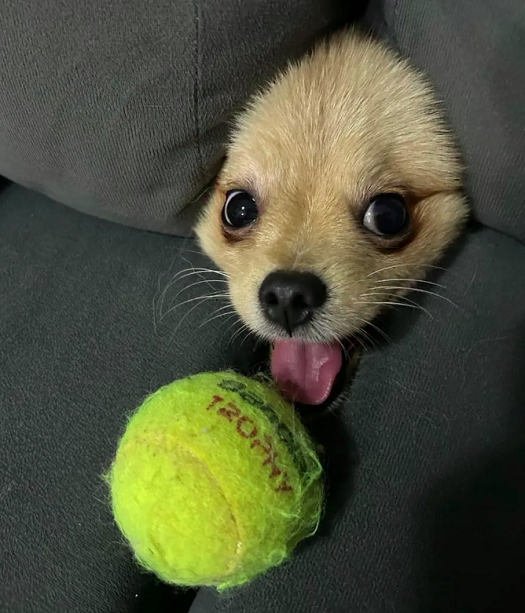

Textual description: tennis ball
[107,371,323,591]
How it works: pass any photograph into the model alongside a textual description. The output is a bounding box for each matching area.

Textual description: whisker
[229,321,246,341]
[336,337,352,362]
[164,266,227,283]
[239,328,255,349]
[222,317,241,343]
[230,321,250,346]
[366,263,446,278]
[374,278,446,289]
[196,306,238,330]
[167,270,228,291]
[216,313,239,334]
[169,278,230,305]
[173,247,206,258]
[356,299,432,319]
[364,285,458,308]
[155,266,228,321]
[160,293,229,322]
[393,295,434,319]
[352,332,370,353]
[353,316,392,345]
[190,185,213,204]
[359,290,434,319]
[251,336,266,356]
[168,296,226,342]
[175,276,229,290]
[309,319,345,352]
[343,317,379,351]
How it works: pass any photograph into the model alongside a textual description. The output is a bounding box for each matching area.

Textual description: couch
[1,1,524,611]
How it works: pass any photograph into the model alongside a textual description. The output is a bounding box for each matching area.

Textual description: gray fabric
[190,226,525,613]
[0,0,340,236]
[2,188,525,612]
[0,185,263,612]
[365,0,525,243]
[2,2,525,610]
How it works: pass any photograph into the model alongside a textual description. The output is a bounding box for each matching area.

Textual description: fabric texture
[189,226,525,613]
[2,186,525,613]
[0,0,340,236]
[365,0,525,242]
[0,185,248,613]
[2,0,525,611]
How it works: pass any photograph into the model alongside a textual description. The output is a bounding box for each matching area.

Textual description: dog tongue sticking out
[271,339,343,405]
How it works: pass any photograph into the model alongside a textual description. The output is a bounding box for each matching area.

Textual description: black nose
[259,271,327,335]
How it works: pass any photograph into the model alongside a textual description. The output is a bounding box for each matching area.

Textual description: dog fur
[196,30,467,350]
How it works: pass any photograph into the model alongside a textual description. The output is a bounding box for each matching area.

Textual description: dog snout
[258,271,327,335]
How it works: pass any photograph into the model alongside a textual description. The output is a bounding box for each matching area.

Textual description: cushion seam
[193,0,203,181]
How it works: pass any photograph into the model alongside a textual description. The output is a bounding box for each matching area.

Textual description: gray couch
[1,1,524,612]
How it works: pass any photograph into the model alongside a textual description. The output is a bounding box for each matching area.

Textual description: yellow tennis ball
[107,371,323,591]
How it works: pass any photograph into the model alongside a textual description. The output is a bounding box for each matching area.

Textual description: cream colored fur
[196,30,468,345]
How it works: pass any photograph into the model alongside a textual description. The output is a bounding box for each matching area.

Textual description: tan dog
[196,30,467,407]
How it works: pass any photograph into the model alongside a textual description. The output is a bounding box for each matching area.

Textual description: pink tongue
[271,339,343,405]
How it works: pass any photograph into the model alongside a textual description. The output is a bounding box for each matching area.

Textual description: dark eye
[363,193,408,237]
[222,190,258,229]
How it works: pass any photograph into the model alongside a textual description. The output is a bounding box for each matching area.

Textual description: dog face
[196,31,467,406]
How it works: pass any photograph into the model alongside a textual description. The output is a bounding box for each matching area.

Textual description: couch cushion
[189,227,525,612]
[2,188,525,612]
[0,185,266,612]
[0,0,343,236]
[365,0,525,242]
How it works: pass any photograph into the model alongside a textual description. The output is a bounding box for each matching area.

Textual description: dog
[195,30,468,408]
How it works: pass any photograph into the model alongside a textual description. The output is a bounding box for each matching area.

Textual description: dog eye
[363,194,408,236]
[222,190,259,228]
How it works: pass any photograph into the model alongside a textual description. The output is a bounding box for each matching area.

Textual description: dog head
[196,32,467,406]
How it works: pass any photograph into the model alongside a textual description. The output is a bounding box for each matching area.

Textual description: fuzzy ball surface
[108,371,323,590]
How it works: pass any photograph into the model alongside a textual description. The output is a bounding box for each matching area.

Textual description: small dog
[196,30,467,408]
